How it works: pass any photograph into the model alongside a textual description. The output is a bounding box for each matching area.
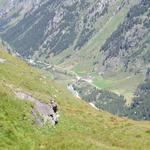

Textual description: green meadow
[0,46,150,150]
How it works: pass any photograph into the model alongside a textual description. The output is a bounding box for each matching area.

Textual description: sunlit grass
[0,48,150,150]
[92,76,113,89]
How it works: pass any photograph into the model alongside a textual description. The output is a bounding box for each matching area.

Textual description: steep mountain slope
[0,0,5,8]
[60,0,150,105]
[0,46,150,149]
[1,0,138,60]
[72,78,150,120]
[0,0,42,32]
[100,0,150,74]
[0,0,144,100]
[129,74,150,120]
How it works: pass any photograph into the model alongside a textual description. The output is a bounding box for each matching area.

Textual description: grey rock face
[0,58,6,63]
[14,90,59,126]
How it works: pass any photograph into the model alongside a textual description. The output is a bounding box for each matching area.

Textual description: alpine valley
[0,0,150,149]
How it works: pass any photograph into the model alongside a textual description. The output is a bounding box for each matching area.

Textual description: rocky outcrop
[0,57,6,63]
[14,90,59,126]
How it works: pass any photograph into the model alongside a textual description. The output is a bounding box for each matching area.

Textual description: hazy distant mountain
[101,0,150,73]
[2,0,149,75]
[0,0,42,31]
[1,0,133,59]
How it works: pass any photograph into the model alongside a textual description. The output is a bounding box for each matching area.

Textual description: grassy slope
[71,71,143,103]
[91,72,144,103]
[0,47,150,150]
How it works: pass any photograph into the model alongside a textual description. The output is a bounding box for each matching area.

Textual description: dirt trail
[14,90,58,126]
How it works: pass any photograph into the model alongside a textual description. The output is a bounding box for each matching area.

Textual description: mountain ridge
[100,0,150,74]
[1,0,137,59]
